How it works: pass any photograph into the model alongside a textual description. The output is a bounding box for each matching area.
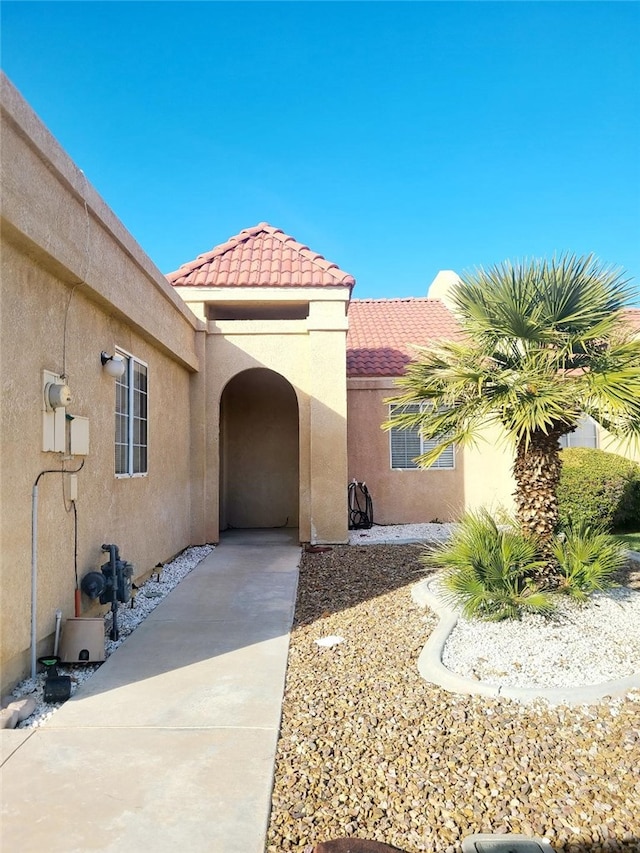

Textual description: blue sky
[2,1,639,300]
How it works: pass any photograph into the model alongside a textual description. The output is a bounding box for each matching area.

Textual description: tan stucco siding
[464,422,640,518]
[0,74,201,694]
[462,425,516,516]
[0,243,195,693]
[195,310,349,545]
[220,369,299,529]
[346,379,465,524]
[598,429,640,463]
[1,74,201,372]
[308,325,349,543]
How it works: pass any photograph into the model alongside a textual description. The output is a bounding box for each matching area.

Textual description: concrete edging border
[411,575,640,706]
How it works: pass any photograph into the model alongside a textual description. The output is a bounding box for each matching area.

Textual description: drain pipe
[31,463,84,680]
[53,609,63,657]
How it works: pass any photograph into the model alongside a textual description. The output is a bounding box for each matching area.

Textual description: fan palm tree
[386,254,640,570]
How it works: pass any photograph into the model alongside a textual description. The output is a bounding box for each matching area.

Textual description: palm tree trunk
[512,428,564,578]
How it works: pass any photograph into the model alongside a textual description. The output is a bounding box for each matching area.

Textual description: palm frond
[426,510,553,620]
[384,253,639,481]
[453,254,633,343]
[552,523,625,599]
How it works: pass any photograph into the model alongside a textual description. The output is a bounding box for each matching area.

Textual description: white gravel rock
[354,525,640,692]
[440,584,640,688]
[314,635,345,647]
[349,522,456,545]
[12,545,214,728]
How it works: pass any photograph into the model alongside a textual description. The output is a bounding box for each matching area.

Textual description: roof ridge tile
[167,223,355,289]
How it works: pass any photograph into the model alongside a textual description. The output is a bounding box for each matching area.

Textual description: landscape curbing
[411,575,640,706]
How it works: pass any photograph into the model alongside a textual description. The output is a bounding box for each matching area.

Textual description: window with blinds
[389,404,455,469]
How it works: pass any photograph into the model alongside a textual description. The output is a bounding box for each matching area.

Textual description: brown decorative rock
[266,545,640,853]
[313,840,406,853]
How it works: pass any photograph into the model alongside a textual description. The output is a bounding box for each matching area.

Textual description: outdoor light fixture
[100,351,126,379]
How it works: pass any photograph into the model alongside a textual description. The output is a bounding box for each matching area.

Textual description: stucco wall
[175,290,351,546]
[462,424,517,516]
[0,74,202,693]
[599,430,640,464]
[463,423,640,519]
[0,244,198,693]
[220,368,299,529]
[347,379,465,524]
[209,319,349,545]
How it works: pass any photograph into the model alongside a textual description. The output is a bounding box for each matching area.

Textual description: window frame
[388,404,455,470]
[559,415,599,450]
[114,348,148,478]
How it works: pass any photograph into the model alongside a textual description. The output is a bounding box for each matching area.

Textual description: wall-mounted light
[101,352,126,379]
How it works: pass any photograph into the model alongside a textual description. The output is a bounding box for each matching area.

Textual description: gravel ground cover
[9,545,214,728]
[441,586,640,689]
[266,544,640,853]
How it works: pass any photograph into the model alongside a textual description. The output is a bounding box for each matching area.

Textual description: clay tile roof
[347,298,462,377]
[166,222,355,289]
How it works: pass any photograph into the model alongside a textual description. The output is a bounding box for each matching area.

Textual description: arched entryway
[219,368,299,530]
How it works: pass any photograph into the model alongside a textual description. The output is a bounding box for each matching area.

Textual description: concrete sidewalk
[1,529,300,853]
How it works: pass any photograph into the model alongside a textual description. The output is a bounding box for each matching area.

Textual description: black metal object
[80,544,134,641]
[348,480,374,529]
[100,544,133,641]
[80,571,106,599]
[38,655,72,703]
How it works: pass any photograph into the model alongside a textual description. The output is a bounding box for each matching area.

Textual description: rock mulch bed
[266,545,640,853]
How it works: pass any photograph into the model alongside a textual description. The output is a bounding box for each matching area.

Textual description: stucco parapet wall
[347,377,401,391]
[208,318,348,335]
[173,286,350,304]
[1,73,202,371]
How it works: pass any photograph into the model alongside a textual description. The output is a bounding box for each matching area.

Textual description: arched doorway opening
[219,368,299,531]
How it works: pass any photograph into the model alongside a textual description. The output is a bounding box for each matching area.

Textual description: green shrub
[557,448,640,533]
[422,510,554,621]
[552,522,624,601]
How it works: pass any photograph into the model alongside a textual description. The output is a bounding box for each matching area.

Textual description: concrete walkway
[1,529,300,853]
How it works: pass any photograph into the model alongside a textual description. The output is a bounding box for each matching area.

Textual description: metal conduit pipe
[31,463,84,679]
[31,480,39,680]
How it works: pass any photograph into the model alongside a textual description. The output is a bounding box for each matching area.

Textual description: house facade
[1,72,638,694]
[1,75,208,692]
[0,75,352,691]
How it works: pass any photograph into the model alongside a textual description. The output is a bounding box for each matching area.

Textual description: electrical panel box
[42,370,66,452]
[69,416,90,455]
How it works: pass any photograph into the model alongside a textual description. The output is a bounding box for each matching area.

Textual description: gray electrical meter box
[462,835,555,853]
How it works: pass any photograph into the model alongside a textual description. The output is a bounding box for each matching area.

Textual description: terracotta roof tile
[347,304,639,378]
[167,222,355,289]
[347,298,461,377]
